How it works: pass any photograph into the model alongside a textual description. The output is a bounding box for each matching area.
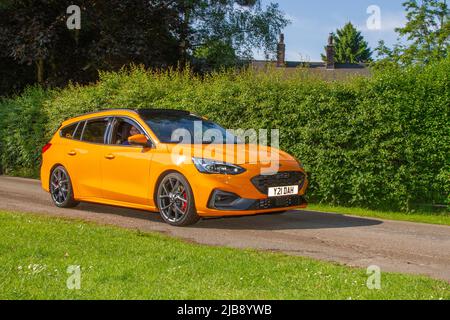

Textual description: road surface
[0,176,449,282]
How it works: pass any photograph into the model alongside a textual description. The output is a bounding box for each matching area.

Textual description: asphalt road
[0,176,449,282]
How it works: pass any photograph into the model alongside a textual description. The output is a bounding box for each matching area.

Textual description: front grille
[250,195,306,210]
[251,171,306,194]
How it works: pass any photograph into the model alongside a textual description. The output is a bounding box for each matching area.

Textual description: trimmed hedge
[0,87,54,177]
[1,59,449,211]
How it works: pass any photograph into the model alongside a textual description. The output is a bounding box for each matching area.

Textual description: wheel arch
[49,163,65,185]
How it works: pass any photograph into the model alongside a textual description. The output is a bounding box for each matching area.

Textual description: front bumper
[187,162,309,216]
[208,189,307,211]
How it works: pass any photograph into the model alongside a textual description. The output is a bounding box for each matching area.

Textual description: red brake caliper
[181,191,187,211]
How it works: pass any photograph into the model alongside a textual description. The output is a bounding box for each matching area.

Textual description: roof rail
[71,108,138,118]
[136,109,191,116]
[65,108,196,123]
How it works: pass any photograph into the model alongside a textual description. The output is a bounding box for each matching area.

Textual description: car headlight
[192,157,246,175]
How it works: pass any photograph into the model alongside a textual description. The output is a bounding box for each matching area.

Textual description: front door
[100,117,153,205]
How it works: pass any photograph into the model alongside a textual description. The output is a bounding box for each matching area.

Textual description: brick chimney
[276,34,286,67]
[326,33,335,69]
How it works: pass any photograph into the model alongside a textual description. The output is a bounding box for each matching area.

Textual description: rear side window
[81,118,109,144]
[72,121,84,140]
[60,123,78,139]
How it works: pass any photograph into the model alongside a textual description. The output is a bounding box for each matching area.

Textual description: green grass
[306,204,450,226]
[0,210,448,300]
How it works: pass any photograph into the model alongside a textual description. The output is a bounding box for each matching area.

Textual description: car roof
[60,108,192,127]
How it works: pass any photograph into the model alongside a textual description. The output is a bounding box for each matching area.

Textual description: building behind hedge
[252,34,371,80]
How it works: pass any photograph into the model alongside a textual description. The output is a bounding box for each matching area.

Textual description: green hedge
[0,87,54,177]
[1,59,449,211]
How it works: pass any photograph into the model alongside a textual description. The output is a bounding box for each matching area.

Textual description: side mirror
[128,134,152,147]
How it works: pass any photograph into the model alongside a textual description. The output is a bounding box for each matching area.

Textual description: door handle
[67,151,77,156]
[105,154,115,160]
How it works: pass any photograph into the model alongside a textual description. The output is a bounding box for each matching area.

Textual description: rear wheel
[156,172,200,226]
[49,166,79,208]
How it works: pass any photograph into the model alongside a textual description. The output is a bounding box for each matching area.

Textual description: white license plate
[268,185,298,197]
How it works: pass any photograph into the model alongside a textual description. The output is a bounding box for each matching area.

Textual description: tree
[0,0,289,95]
[375,0,449,65]
[193,40,239,71]
[0,0,181,90]
[177,0,290,69]
[0,1,36,94]
[82,1,181,70]
[0,1,63,84]
[321,22,372,63]
[396,0,449,64]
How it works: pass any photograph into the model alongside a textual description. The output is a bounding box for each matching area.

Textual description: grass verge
[306,204,450,226]
[0,210,448,300]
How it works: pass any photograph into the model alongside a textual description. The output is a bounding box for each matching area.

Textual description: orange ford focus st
[41,109,308,226]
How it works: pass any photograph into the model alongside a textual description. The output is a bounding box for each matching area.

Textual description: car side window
[60,123,78,139]
[72,121,85,140]
[110,118,144,145]
[81,118,109,144]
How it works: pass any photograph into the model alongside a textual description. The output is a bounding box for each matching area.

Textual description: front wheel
[49,165,79,208]
[156,172,200,226]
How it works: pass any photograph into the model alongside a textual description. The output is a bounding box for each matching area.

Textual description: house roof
[250,60,371,81]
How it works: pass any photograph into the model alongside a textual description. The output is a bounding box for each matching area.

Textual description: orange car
[41,109,308,226]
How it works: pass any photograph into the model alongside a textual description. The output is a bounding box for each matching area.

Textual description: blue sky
[256,0,407,61]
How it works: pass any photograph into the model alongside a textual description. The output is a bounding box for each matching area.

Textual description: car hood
[165,143,297,165]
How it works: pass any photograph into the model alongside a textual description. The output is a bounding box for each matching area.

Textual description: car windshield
[140,112,241,144]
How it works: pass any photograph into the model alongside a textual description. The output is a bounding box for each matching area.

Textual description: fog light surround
[210,190,240,207]
[208,190,255,211]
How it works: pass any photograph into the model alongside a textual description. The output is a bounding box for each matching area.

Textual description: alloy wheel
[50,167,70,206]
[158,175,189,224]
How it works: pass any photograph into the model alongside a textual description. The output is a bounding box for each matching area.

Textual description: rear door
[66,117,111,199]
[100,116,153,205]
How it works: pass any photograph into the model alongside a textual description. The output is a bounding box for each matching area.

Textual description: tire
[49,165,79,208]
[156,172,200,226]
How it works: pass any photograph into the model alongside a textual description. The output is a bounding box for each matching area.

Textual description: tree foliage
[193,40,239,71]
[177,0,289,68]
[321,22,372,63]
[376,0,449,65]
[0,0,181,92]
[0,0,289,95]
